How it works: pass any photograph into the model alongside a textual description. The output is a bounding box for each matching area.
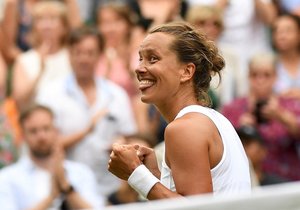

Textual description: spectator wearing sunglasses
[222,52,300,181]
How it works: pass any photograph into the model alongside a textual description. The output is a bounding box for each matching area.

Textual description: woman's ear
[180,63,195,83]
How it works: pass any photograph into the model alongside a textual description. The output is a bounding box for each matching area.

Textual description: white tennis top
[160,105,251,195]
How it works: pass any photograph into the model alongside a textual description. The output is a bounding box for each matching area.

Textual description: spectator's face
[23,110,57,159]
[98,7,130,48]
[273,16,300,52]
[34,11,66,44]
[193,18,222,41]
[69,36,100,81]
[249,65,276,99]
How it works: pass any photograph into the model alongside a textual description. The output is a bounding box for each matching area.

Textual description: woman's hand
[137,146,160,178]
[108,143,142,180]
[239,112,256,126]
[260,96,285,122]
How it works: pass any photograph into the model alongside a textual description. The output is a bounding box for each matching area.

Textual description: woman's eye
[149,56,158,63]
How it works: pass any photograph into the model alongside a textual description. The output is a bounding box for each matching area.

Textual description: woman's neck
[279,49,300,63]
[77,77,95,89]
[279,50,300,74]
[157,96,199,123]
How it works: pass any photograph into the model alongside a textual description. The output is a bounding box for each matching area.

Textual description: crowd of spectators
[0,0,299,208]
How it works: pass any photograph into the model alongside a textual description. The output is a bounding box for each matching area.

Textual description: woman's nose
[135,62,147,74]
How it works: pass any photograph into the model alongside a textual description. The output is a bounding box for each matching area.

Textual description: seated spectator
[12,1,73,110]
[272,13,300,100]
[0,104,104,210]
[37,26,137,197]
[237,125,287,187]
[222,52,300,181]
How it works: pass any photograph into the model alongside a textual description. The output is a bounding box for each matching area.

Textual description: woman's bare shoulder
[165,112,216,148]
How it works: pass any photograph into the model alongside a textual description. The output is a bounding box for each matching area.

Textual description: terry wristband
[128,164,160,198]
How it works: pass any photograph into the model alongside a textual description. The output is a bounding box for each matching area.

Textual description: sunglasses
[196,20,222,28]
[249,71,274,79]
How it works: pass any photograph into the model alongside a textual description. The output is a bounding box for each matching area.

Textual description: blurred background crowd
[0,0,300,208]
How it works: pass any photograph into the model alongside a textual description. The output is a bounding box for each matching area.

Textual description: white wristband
[128,164,160,198]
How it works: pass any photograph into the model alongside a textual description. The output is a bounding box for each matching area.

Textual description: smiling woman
[108,22,251,200]
[12,1,73,111]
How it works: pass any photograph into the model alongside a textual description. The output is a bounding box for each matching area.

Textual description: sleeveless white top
[18,48,72,98]
[160,105,251,195]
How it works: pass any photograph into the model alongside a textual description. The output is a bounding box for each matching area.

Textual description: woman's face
[273,16,300,52]
[135,32,185,105]
[34,11,66,45]
[98,7,130,47]
[249,64,276,99]
[193,18,222,41]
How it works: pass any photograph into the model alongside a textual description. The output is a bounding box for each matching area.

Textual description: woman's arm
[12,59,38,107]
[161,116,213,196]
[59,109,108,150]
[262,97,300,136]
[108,113,214,200]
[63,0,82,28]
[254,0,278,25]
[2,0,21,63]
[0,52,7,95]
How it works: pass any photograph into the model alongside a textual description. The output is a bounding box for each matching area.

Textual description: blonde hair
[186,5,224,30]
[248,52,277,73]
[30,0,69,47]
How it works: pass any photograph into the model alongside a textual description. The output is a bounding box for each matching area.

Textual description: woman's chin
[140,94,154,104]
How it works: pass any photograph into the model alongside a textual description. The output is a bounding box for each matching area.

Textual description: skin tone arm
[109,113,215,200]
[59,109,108,150]
[148,116,213,199]
[26,176,60,210]
[0,52,7,95]
[1,0,20,63]
[63,0,82,28]
[28,147,92,210]
[26,177,92,210]
[12,42,51,108]
[215,0,277,25]
[215,0,229,10]
[109,143,180,199]
[52,147,92,209]
[262,97,300,136]
[12,61,44,108]
[254,0,278,25]
[55,168,92,210]
[281,88,300,101]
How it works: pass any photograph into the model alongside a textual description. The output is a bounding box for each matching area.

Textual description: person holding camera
[222,52,300,182]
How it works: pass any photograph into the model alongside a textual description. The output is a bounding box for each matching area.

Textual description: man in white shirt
[0,104,104,210]
[36,27,137,197]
